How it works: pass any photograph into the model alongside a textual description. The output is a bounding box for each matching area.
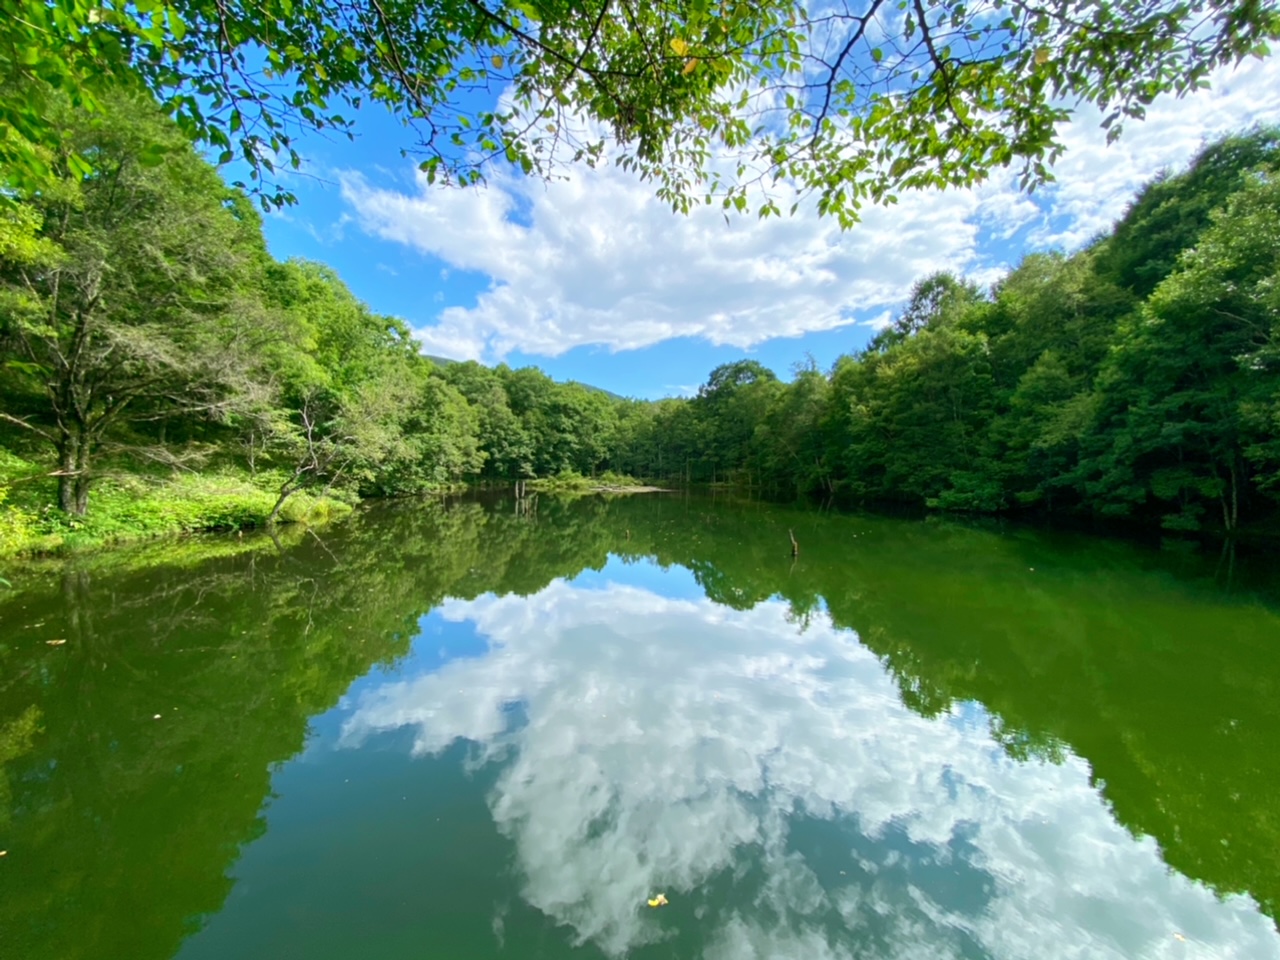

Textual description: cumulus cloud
[340,166,981,360]
[338,56,1279,360]
[341,580,1280,960]
[1030,54,1280,249]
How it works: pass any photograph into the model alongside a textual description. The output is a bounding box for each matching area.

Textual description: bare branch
[0,411,57,445]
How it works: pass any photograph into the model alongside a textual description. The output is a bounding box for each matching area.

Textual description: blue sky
[238,56,1279,399]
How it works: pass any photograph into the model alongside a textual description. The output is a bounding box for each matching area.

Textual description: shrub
[0,486,39,557]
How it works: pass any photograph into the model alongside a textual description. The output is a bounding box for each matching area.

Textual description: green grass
[527,470,646,492]
[0,452,351,558]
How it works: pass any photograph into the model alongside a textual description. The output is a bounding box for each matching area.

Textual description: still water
[2,494,1279,960]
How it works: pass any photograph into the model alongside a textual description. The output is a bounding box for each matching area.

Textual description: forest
[1,82,1277,551]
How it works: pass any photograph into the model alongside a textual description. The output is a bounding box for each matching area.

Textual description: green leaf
[165,7,187,41]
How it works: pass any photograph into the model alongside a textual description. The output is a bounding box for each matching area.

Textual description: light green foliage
[839,318,1001,509]
[0,450,52,555]
[373,375,486,494]
[442,361,535,479]
[0,89,273,515]
[1,0,1275,222]
[0,463,351,555]
[436,363,624,482]
[528,469,643,492]
[0,484,38,557]
[869,272,985,350]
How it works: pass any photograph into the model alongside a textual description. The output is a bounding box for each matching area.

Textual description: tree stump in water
[789,529,799,557]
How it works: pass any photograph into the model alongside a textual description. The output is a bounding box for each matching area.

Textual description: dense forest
[627,125,1280,536]
[1,87,1278,548]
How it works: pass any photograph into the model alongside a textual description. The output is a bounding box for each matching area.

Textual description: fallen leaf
[46,639,66,646]
[153,714,163,720]
[0,850,7,857]
[647,893,669,908]
[1174,933,1188,942]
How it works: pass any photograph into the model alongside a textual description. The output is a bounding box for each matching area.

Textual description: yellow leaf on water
[647,893,669,907]
[46,639,66,646]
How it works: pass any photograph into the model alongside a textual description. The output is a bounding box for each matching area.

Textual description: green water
[2,494,1279,960]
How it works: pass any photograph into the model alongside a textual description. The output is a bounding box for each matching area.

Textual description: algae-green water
[2,494,1279,959]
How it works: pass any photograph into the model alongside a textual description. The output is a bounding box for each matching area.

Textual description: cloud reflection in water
[341,578,1280,960]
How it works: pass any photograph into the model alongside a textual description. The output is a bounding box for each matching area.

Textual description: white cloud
[860,309,893,331]
[341,580,1280,960]
[338,56,1279,360]
[1028,54,1280,249]
[340,167,980,360]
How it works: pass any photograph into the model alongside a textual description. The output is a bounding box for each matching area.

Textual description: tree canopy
[3,0,1276,220]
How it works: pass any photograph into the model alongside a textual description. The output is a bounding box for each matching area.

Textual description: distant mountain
[570,380,627,402]
[421,353,628,402]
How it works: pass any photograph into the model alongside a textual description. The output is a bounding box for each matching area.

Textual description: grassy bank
[526,470,655,493]
[0,455,668,561]
[0,452,352,558]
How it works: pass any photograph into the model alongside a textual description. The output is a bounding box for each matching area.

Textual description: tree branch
[0,411,57,446]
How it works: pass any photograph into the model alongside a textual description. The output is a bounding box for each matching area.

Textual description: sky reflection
[342,569,1280,960]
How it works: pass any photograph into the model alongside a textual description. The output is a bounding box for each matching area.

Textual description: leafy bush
[0,486,39,558]
[595,470,644,487]
[529,470,645,492]
[0,465,352,556]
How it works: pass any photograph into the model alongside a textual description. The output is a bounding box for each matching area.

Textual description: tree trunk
[267,487,293,525]
[57,430,89,515]
[73,475,90,515]
[268,476,302,525]
[1230,456,1240,532]
[57,448,77,514]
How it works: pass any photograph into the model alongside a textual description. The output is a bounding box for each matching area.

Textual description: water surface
[2,494,1278,959]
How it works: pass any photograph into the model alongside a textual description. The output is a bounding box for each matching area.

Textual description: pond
[2,493,1279,960]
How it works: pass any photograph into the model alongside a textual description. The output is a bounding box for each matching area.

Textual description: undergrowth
[0,452,351,558]
[528,470,645,491]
